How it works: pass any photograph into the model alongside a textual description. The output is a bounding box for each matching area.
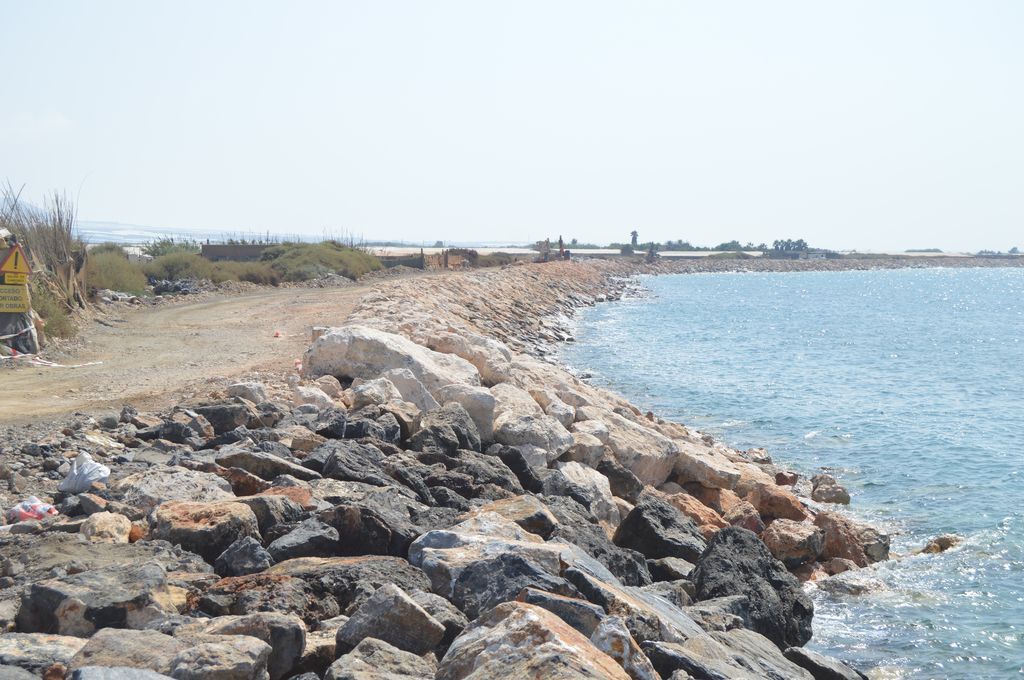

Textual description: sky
[1,1,1022,251]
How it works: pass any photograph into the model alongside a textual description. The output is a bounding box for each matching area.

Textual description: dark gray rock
[320,441,392,487]
[613,492,707,563]
[17,562,173,635]
[420,404,481,452]
[266,555,431,615]
[684,595,751,632]
[484,445,544,493]
[335,584,444,656]
[691,527,814,650]
[314,409,348,439]
[783,647,869,680]
[408,589,468,654]
[215,448,321,482]
[597,458,644,503]
[544,496,652,587]
[516,586,606,636]
[451,553,580,620]
[267,518,339,561]
[641,579,694,608]
[318,503,418,558]
[215,536,274,577]
[325,637,435,680]
[648,556,696,582]
[232,494,306,536]
[416,448,523,496]
[536,468,595,509]
[192,400,252,434]
[375,412,402,444]
[642,641,732,680]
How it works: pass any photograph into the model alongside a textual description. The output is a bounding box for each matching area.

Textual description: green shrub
[260,242,381,281]
[30,278,76,339]
[85,251,148,294]
[89,242,127,257]
[210,261,281,286]
[142,237,200,258]
[144,252,214,281]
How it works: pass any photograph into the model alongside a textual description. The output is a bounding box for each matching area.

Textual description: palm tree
[630,230,639,247]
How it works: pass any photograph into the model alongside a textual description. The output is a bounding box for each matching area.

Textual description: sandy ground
[0,282,391,425]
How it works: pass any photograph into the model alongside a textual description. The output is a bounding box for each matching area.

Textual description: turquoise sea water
[562,268,1024,679]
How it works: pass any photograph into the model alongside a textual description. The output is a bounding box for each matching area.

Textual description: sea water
[561,267,1024,679]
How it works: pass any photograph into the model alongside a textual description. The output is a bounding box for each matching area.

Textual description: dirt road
[0,283,378,425]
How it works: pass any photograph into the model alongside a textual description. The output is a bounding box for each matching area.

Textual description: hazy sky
[2,2,1022,251]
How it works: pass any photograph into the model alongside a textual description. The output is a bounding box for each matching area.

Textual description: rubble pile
[0,260,884,679]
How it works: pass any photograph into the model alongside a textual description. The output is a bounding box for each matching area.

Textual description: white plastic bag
[58,452,111,494]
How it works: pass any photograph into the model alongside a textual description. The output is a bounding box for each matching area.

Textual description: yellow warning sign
[4,273,28,285]
[0,244,32,276]
[0,284,29,313]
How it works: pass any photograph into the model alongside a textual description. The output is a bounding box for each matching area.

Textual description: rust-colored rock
[682,484,743,516]
[436,601,630,680]
[662,492,728,540]
[748,483,808,522]
[152,501,261,563]
[760,519,824,568]
[260,486,317,510]
[813,511,889,568]
[722,500,765,534]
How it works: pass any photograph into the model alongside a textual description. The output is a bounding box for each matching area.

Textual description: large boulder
[814,512,889,567]
[747,482,809,522]
[68,629,186,674]
[784,646,868,680]
[151,501,261,564]
[408,513,567,602]
[434,384,496,443]
[612,493,706,563]
[589,615,658,680]
[691,527,814,649]
[672,443,742,490]
[761,519,824,569]
[109,466,234,510]
[436,602,629,680]
[335,584,445,656]
[304,326,480,396]
[544,496,652,587]
[325,637,435,680]
[17,563,176,635]
[425,331,513,386]
[215,449,321,482]
[490,383,573,462]
[186,613,306,680]
[555,461,620,526]
[576,407,677,486]
[382,368,441,412]
[810,474,851,505]
[0,633,87,674]
[80,512,132,544]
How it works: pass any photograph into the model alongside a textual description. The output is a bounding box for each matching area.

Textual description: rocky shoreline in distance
[0,259,912,679]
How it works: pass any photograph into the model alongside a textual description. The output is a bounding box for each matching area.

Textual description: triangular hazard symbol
[0,244,32,275]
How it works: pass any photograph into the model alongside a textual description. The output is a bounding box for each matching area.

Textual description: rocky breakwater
[0,261,887,679]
